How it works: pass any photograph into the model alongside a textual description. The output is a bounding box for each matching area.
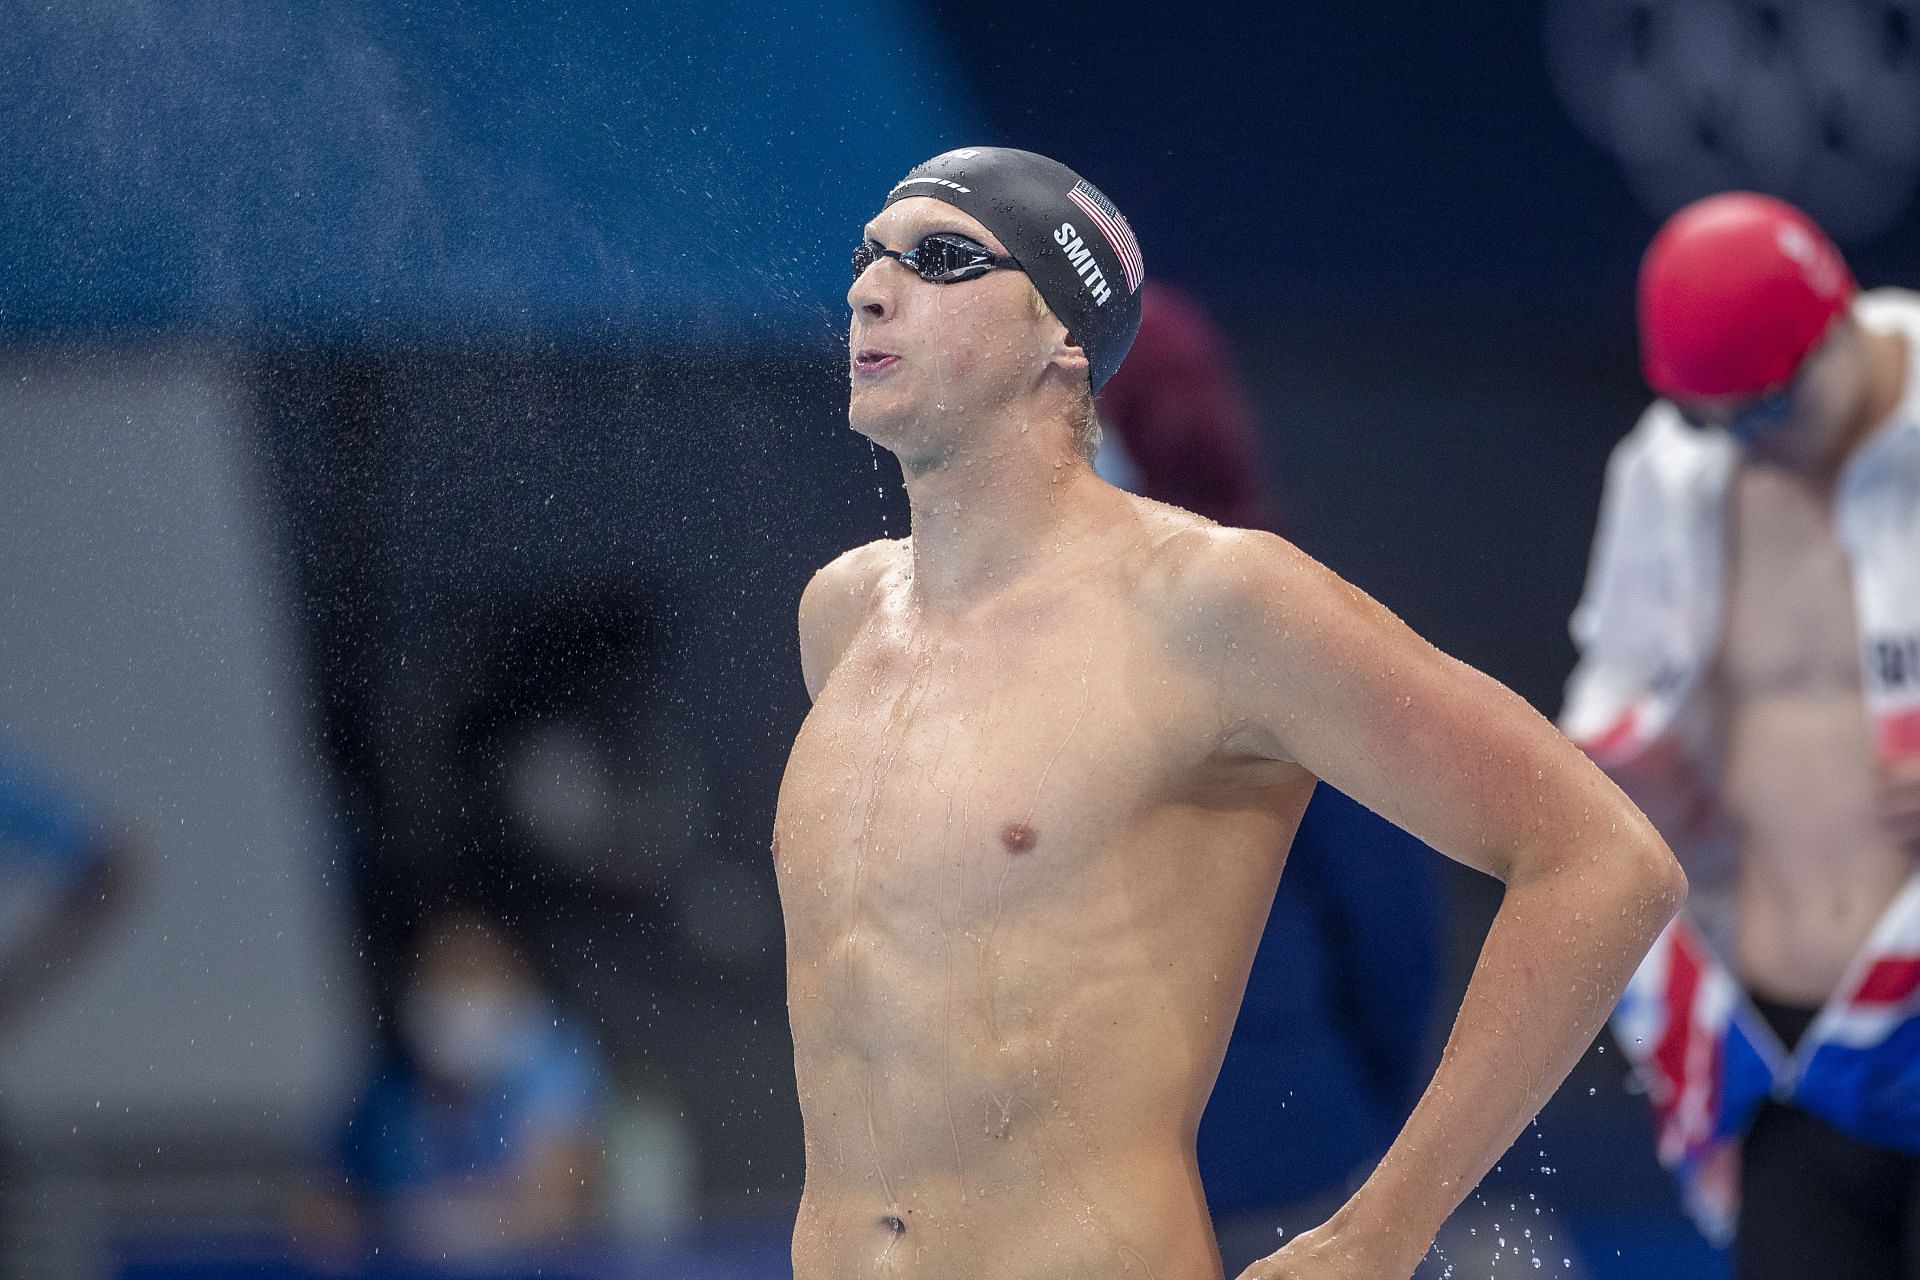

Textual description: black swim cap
[880,147,1145,393]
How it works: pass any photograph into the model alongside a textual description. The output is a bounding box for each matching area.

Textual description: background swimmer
[1566,193,1920,1279]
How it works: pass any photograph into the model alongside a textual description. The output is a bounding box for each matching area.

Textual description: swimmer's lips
[852,348,901,377]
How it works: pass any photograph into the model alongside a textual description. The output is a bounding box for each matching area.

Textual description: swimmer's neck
[896,428,1122,610]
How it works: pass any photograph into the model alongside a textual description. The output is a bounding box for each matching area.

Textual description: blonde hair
[1070,385,1101,463]
[1027,284,1102,462]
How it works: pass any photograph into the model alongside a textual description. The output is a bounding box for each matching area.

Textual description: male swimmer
[774,147,1685,1280]
[1565,194,1920,1277]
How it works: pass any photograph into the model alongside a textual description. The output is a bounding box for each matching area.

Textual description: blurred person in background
[0,729,134,1033]
[1096,282,1442,1271]
[293,906,607,1267]
[1563,193,1920,1278]
[780,145,1682,1280]
[1093,281,1282,532]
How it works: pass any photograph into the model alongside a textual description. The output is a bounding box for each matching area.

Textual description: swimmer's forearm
[1316,826,1684,1272]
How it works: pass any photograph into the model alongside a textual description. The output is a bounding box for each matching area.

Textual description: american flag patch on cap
[1067,180,1143,294]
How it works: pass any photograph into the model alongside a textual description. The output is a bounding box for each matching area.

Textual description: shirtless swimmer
[773,147,1686,1280]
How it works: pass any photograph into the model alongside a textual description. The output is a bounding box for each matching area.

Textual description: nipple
[1000,822,1037,854]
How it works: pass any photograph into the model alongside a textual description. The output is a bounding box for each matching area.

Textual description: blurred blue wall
[0,0,982,343]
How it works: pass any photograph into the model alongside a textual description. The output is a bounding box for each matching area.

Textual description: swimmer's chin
[846,396,913,447]
[846,414,956,475]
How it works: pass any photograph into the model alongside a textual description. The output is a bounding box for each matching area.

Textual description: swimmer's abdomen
[777,776,1294,1280]
[783,1159,1213,1280]
[777,771,1295,1184]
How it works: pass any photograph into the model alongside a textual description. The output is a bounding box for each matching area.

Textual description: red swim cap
[1638,192,1855,400]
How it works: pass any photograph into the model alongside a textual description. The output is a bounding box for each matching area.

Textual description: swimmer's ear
[1052,330,1091,381]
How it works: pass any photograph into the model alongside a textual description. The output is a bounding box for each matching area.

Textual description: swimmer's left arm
[1185,529,1685,1280]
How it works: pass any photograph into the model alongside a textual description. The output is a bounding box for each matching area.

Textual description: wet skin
[776,513,1308,1280]
[775,507,1681,1280]
[1718,459,1917,1005]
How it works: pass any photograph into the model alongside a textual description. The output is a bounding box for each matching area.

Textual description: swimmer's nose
[847,258,898,320]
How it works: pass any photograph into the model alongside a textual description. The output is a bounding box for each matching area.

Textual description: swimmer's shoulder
[1137,519,1351,668]
[797,538,911,700]
[1143,522,1423,761]
[1133,514,1319,627]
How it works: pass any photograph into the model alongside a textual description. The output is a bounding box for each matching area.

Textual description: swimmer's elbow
[1587,819,1688,932]
[1637,834,1689,921]
[1664,862,1691,920]
[1507,808,1686,923]
[1610,797,1687,910]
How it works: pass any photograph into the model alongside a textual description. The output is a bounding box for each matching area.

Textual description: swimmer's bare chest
[776,573,1259,1055]
[1718,465,1913,997]
[772,565,1304,1276]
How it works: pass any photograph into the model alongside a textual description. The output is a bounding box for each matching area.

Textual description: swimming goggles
[852,233,1023,285]
[1677,382,1797,445]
